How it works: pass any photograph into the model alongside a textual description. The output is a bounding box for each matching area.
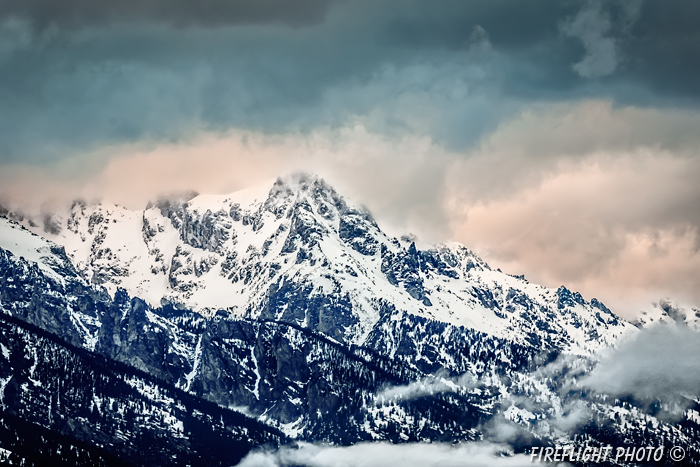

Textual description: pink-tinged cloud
[2,102,699,319]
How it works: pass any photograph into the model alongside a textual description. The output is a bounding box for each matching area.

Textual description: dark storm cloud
[618,0,700,103]
[0,0,699,163]
[0,0,331,30]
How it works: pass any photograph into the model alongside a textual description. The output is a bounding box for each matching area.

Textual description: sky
[1,0,699,318]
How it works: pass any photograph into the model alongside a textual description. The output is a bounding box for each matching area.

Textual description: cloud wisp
[375,371,478,403]
[560,0,642,78]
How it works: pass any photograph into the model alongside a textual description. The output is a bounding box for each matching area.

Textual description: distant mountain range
[1,173,698,465]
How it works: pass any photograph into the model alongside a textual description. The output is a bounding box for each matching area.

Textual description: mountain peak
[1,173,636,352]
[274,171,325,190]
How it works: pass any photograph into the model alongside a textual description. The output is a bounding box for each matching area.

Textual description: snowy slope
[15,173,635,353]
[632,299,700,330]
[0,217,74,285]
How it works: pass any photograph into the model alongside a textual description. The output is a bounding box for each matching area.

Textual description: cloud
[559,0,642,78]
[581,324,700,402]
[1,1,700,164]
[560,1,619,78]
[0,13,517,164]
[0,125,457,241]
[237,441,536,467]
[375,371,478,402]
[447,101,700,317]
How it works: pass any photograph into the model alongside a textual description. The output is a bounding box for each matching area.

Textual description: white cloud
[580,324,700,402]
[375,371,478,402]
[237,441,536,467]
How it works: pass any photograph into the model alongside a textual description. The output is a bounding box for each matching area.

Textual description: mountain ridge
[2,180,700,464]
[3,173,635,353]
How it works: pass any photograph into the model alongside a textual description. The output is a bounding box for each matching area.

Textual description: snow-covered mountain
[0,220,511,444]
[2,173,700,466]
[16,173,633,353]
